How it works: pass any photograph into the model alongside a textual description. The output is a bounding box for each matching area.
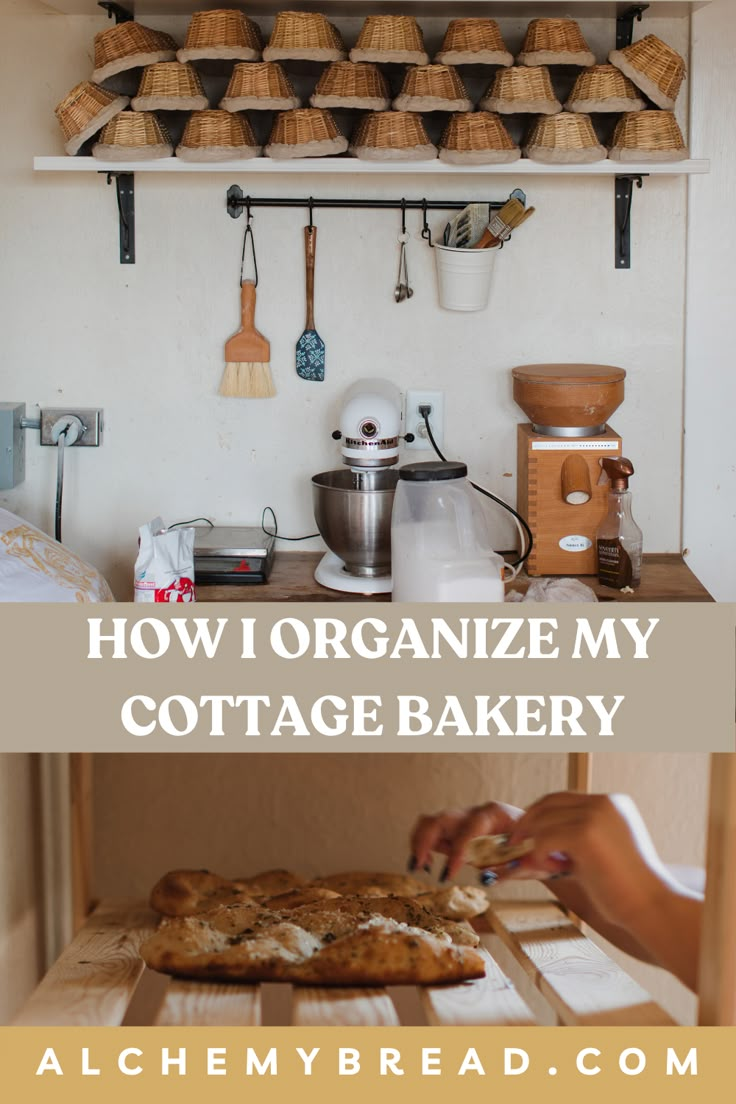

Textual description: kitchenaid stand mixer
[311,380,405,594]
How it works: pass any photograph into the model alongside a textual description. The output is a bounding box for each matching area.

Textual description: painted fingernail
[440,863,450,884]
[423,863,432,874]
[480,870,498,886]
[506,859,521,871]
[407,855,417,872]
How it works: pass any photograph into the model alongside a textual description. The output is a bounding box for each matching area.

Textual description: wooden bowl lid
[512,363,626,384]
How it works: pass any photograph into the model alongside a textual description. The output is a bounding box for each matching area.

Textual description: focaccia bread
[309,871,427,897]
[286,896,481,946]
[141,912,485,986]
[150,868,304,916]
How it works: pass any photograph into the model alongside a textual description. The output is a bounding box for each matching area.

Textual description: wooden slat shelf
[34,156,710,177]
[14,896,673,1026]
[196,550,713,603]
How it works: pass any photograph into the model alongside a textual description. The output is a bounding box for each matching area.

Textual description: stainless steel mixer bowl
[312,468,399,578]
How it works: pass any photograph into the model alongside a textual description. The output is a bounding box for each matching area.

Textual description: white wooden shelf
[41,1,713,16]
[34,155,710,175]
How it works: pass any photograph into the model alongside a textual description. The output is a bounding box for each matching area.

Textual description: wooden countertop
[197,551,712,603]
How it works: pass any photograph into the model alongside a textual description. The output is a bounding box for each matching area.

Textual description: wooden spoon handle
[304,225,316,330]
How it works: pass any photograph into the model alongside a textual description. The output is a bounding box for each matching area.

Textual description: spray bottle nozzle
[600,456,635,491]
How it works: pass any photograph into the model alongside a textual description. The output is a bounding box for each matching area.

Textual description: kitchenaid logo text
[85,616,659,743]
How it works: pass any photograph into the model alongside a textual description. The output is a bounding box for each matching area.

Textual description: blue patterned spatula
[296,225,325,382]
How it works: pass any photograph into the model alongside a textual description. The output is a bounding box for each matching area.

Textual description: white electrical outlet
[405,389,444,452]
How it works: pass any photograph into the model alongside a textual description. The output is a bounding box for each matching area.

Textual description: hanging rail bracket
[615,174,646,270]
[98,2,134,23]
[616,5,650,49]
[104,172,135,264]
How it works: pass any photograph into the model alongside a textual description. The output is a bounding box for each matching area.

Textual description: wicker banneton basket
[524,112,606,163]
[263,12,346,62]
[132,62,209,111]
[566,64,646,112]
[480,66,561,114]
[177,9,262,63]
[609,34,686,110]
[439,112,520,165]
[393,65,472,112]
[221,62,300,111]
[349,16,428,65]
[177,110,260,161]
[435,19,513,67]
[55,81,129,155]
[609,110,689,161]
[350,111,437,161]
[517,18,595,67]
[265,108,347,159]
[310,62,390,111]
[93,22,178,83]
[92,110,172,160]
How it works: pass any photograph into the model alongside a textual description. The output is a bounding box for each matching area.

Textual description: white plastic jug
[390,461,505,602]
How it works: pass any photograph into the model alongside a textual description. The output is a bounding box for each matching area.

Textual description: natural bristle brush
[220,209,275,399]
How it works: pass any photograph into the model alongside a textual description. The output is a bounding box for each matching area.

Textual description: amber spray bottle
[596,457,643,589]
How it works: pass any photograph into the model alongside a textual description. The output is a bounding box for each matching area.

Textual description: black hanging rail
[98,2,134,23]
[226,186,504,220]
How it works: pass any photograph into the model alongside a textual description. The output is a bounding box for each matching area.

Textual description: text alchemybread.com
[34,1043,697,1080]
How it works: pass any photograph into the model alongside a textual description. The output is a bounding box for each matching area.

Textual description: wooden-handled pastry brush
[220,281,275,398]
[473,201,536,249]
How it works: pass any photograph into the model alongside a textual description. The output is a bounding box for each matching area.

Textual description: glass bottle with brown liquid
[596,457,643,589]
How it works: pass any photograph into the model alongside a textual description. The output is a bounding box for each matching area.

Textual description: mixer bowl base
[314,552,392,595]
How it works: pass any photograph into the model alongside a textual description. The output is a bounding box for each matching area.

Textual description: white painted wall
[683,0,736,600]
[0,5,694,597]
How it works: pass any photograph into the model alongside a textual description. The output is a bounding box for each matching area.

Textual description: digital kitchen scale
[193,526,275,585]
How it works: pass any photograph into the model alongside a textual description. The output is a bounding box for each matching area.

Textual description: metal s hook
[400,197,407,237]
[421,199,433,248]
[240,198,258,286]
[308,196,314,230]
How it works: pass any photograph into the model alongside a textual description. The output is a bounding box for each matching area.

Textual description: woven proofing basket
[350,111,437,162]
[221,62,300,111]
[518,18,596,67]
[609,34,686,110]
[55,81,129,155]
[609,110,689,161]
[263,12,346,62]
[310,62,390,111]
[349,16,428,65]
[177,9,263,63]
[177,109,260,161]
[265,108,347,159]
[524,112,606,163]
[92,109,172,160]
[132,62,209,111]
[566,64,646,112]
[393,65,472,112]
[480,66,561,114]
[439,112,520,165]
[435,19,513,67]
[93,22,178,83]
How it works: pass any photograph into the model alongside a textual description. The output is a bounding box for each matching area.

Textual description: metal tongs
[394,201,413,303]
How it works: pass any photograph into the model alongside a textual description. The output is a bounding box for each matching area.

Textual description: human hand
[498,792,670,930]
[409,801,525,881]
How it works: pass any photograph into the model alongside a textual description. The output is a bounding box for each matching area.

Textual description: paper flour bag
[134,517,195,602]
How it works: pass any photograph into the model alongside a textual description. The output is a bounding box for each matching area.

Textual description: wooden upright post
[698,753,736,1025]
[70,753,95,932]
[567,753,592,793]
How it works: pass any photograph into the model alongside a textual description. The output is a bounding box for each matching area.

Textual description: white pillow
[0,508,114,602]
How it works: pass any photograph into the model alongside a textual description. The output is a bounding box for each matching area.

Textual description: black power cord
[419,406,533,569]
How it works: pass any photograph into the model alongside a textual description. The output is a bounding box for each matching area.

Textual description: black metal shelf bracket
[617,4,650,49]
[105,172,135,264]
[98,2,134,23]
[615,175,645,270]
